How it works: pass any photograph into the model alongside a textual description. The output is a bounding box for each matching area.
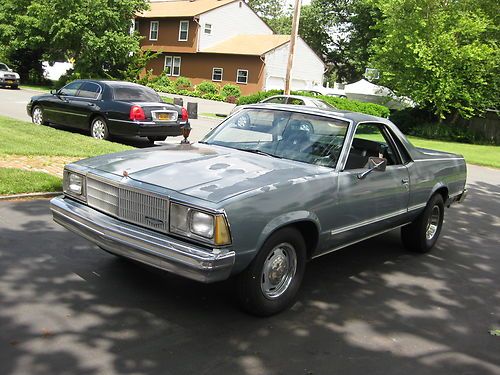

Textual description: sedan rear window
[112,85,160,102]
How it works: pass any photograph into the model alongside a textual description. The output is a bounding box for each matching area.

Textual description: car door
[329,122,410,246]
[65,82,102,129]
[47,81,83,126]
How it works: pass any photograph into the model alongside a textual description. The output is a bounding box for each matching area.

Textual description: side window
[77,82,101,99]
[264,97,287,104]
[344,123,400,170]
[178,20,189,41]
[59,81,82,96]
[150,21,159,41]
[288,98,305,105]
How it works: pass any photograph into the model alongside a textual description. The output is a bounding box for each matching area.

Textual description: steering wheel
[235,113,250,128]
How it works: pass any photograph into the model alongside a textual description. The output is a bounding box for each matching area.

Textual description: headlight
[63,170,86,200]
[170,202,231,246]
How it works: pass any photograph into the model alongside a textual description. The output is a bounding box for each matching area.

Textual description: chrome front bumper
[50,196,235,283]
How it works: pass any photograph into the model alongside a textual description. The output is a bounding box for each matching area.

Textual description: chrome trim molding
[50,196,235,283]
[408,203,426,211]
[314,222,411,259]
[330,208,407,236]
[414,158,464,162]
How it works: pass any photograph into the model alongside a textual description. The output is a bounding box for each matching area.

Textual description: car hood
[78,143,328,203]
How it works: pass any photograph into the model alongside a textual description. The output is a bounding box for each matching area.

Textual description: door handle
[88,103,95,107]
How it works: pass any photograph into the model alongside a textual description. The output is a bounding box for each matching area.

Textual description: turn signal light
[130,105,146,121]
[181,107,189,121]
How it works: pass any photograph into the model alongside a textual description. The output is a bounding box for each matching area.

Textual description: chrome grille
[86,176,169,232]
[4,74,16,79]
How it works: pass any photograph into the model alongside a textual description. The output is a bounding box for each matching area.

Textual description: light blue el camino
[51,104,467,315]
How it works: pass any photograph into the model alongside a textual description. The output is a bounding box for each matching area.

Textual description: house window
[236,69,248,84]
[164,56,181,76]
[179,20,189,41]
[164,56,172,75]
[134,20,139,32]
[173,57,181,76]
[212,67,223,81]
[204,23,212,35]
[149,21,159,41]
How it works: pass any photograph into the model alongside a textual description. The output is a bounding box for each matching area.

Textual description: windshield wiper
[235,148,282,159]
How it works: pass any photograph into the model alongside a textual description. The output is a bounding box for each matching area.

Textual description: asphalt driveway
[0,165,499,375]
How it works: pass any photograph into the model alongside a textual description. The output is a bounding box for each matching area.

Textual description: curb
[0,191,62,201]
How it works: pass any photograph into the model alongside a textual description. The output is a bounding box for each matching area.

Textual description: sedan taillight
[181,107,189,121]
[130,105,146,121]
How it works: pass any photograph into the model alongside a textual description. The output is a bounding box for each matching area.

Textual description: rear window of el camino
[112,85,160,102]
[203,109,349,168]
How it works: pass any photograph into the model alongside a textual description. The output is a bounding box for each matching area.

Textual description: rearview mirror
[358,157,387,179]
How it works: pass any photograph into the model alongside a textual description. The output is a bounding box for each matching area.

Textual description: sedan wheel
[90,117,110,140]
[32,106,45,125]
[237,227,306,316]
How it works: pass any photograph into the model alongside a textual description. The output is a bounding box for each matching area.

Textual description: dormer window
[149,21,159,41]
[179,20,189,41]
[204,23,212,35]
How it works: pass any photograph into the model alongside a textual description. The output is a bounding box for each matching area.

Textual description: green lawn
[0,115,132,157]
[408,137,499,168]
[20,84,53,93]
[0,168,62,195]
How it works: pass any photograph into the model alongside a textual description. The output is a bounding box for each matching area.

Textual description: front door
[47,81,83,126]
[65,82,102,129]
[327,122,410,248]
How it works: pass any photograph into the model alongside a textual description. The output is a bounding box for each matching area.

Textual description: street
[1,86,499,375]
[0,165,499,374]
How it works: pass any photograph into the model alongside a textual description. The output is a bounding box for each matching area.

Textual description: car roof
[70,79,151,88]
[265,94,317,101]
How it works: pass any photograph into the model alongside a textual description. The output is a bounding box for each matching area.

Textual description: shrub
[174,76,192,91]
[236,90,390,118]
[225,95,238,104]
[201,93,224,101]
[221,84,241,98]
[197,81,219,95]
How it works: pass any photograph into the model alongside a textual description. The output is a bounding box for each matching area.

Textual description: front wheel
[237,227,306,316]
[32,105,47,125]
[401,193,445,253]
[90,116,110,140]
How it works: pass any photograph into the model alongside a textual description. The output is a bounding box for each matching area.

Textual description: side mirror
[8,68,13,72]
[50,89,58,95]
[357,157,387,179]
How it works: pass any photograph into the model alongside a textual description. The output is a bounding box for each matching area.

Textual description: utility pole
[284,0,302,95]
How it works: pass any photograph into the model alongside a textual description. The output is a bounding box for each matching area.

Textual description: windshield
[202,108,349,168]
[0,63,9,71]
[112,85,160,102]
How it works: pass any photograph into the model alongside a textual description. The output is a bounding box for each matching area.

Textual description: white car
[0,63,20,89]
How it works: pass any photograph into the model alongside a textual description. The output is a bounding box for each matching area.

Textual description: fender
[255,210,321,254]
[428,181,448,202]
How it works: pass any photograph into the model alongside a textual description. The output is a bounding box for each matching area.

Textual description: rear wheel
[11,85,18,90]
[90,116,110,140]
[401,193,445,253]
[32,105,47,125]
[147,136,166,143]
[237,227,306,316]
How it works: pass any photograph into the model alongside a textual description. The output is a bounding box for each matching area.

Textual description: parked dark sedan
[26,80,189,142]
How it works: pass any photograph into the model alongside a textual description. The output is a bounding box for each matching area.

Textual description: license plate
[157,113,173,121]
[6,80,14,84]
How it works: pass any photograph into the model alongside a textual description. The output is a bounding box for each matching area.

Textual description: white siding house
[198,1,273,50]
[263,37,325,91]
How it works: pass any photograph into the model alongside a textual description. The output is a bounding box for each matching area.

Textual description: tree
[0,0,149,81]
[247,0,291,33]
[369,0,499,119]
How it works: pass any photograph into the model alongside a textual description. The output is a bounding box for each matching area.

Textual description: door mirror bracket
[357,157,387,179]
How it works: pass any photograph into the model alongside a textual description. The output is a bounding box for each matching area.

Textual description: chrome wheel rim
[261,242,297,299]
[92,120,106,139]
[426,205,441,240]
[32,107,43,125]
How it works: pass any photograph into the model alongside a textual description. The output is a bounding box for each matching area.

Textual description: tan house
[135,0,325,95]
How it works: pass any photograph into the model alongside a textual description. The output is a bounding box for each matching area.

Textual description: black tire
[401,193,445,253]
[31,105,47,125]
[11,85,18,89]
[147,136,166,143]
[237,227,306,316]
[90,116,110,140]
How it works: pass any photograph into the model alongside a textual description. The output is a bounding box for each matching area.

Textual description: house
[135,0,325,95]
